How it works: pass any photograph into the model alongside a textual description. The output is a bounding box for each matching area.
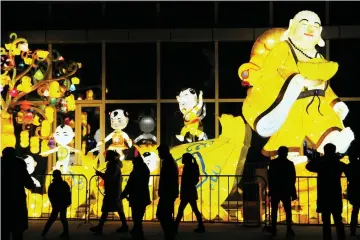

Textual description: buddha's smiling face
[289,11,323,50]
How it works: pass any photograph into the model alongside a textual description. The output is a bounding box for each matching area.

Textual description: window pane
[219,42,253,98]
[219,103,269,164]
[161,103,215,148]
[330,2,360,25]
[106,43,156,100]
[343,101,360,141]
[330,40,360,97]
[273,2,326,27]
[105,104,157,156]
[218,2,269,27]
[1,2,50,31]
[50,2,104,30]
[159,2,214,28]
[161,43,215,99]
[105,2,157,28]
[52,44,102,100]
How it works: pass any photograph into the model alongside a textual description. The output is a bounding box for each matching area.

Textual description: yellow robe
[242,41,343,157]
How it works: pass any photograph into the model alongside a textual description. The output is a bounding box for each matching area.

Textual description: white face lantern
[110,109,129,130]
[142,152,159,173]
[24,155,36,174]
[53,125,75,146]
[176,88,198,111]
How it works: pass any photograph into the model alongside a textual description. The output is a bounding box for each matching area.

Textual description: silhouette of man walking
[156,145,179,240]
[41,170,71,238]
[90,150,128,235]
[268,146,296,237]
[345,140,360,237]
[306,143,347,240]
[121,156,151,239]
[175,153,205,233]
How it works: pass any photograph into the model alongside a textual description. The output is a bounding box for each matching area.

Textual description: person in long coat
[90,150,128,235]
[175,153,205,233]
[268,146,296,237]
[121,156,151,239]
[306,143,347,240]
[1,147,34,240]
[156,145,179,240]
[345,140,360,236]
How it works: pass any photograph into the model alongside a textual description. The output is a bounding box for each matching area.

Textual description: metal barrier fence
[26,174,358,226]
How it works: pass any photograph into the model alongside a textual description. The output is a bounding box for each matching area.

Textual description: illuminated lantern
[48,138,56,149]
[20,101,31,111]
[89,109,132,160]
[9,88,18,97]
[40,125,79,173]
[238,10,355,222]
[176,88,207,143]
[69,84,76,92]
[33,69,44,81]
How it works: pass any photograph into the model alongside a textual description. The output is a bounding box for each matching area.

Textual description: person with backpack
[41,170,71,238]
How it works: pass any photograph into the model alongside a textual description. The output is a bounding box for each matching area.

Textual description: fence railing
[26,174,357,226]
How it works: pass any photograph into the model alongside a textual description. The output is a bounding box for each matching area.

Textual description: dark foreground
[26,220,359,240]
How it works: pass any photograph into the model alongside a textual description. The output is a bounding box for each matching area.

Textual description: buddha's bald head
[282,10,325,50]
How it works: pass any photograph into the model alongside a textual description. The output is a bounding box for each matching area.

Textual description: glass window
[218,2,269,27]
[159,2,214,28]
[1,2,50,31]
[273,2,326,27]
[343,101,360,142]
[106,43,156,100]
[52,44,102,100]
[50,2,104,29]
[219,42,253,99]
[105,103,157,148]
[161,43,215,99]
[105,2,157,29]
[330,40,360,97]
[330,2,360,25]
[161,103,215,148]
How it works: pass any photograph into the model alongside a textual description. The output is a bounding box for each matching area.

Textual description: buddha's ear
[280,19,292,41]
[318,26,325,47]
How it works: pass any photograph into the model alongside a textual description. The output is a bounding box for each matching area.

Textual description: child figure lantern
[134,115,157,144]
[40,124,79,174]
[176,88,207,142]
[90,109,132,160]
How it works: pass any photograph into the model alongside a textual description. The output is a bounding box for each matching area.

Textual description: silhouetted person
[306,143,347,240]
[41,170,71,238]
[90,150,128,235]
[121,156,151,239]
[345,141,360,237]
[268,146,296,237]
[1,147,34,240]
[175,153,205,233]
[156,145,179,240]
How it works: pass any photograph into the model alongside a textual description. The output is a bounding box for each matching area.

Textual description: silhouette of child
[41,170,71,238]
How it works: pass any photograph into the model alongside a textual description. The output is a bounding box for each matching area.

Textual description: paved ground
[25,220,359,240]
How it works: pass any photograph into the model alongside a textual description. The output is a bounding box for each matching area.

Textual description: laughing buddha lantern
[239,10,355,221]
[40,124,80,174]
[89,109,132,160]
[239,10,354,161]
[176,88,207,143]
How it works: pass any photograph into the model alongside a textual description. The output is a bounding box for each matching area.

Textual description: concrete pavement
[24,220,359,240]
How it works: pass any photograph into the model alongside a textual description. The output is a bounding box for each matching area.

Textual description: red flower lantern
[20,100,31,111]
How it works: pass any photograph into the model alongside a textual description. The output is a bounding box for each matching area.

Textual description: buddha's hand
[333,102,349,120]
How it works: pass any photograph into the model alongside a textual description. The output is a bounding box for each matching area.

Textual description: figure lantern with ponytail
[89,109,132,160]
[176,88,207,143]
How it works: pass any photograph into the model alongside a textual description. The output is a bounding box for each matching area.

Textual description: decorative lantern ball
[24,112,33,122]
[20,101,31,111]
[50,98,57,106]
[69,84,76,92]
[9,88,19,97]
[43,90,49,97]
[64,118,71,125]
[48,138,56,149]
[139,116,156,133]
